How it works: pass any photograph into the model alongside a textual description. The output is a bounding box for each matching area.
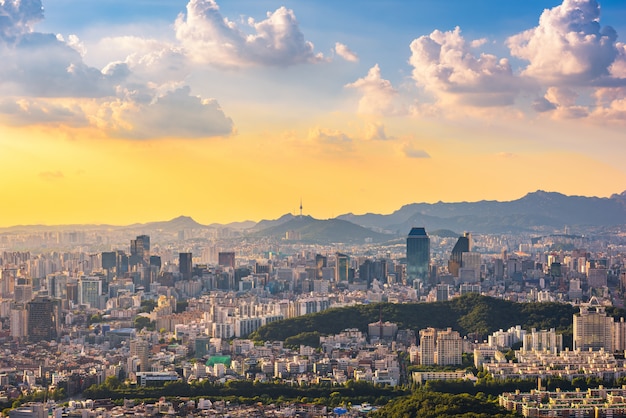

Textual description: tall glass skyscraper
[406,227,430,285]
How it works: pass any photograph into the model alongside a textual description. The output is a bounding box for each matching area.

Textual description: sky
[1,0,626,226]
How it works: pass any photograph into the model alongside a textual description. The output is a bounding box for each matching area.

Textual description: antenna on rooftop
[300,198,303,219]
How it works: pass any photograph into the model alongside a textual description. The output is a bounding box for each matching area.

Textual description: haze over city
[1,0,626,227]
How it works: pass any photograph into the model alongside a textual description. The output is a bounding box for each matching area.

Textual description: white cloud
[334,42,358,62]
[96,36,188,85]
[0,98,88,126]
[507,0,619,86]
[610,43,626,78]
[102,86,234,139]
[175,0,322,67]
[0,0,43,42]
[409,27,519,107]
[0,0,236,139]
[0,33,117,98]
[345,64,401,115]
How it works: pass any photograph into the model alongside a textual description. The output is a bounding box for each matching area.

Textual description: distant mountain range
[2,191,626,241]
[338,190,626,235]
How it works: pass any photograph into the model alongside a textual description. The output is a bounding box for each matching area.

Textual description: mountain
[251,215,394,243]
[133,216,207,232]
[337,190,626,234]
[250,213,297,231]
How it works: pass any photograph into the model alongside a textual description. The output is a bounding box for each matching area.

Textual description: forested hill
[251,294,590,342]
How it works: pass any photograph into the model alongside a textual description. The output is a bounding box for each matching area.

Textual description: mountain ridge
[1,190,625,237]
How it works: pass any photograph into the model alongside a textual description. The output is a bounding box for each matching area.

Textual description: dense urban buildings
[1,219,626,415]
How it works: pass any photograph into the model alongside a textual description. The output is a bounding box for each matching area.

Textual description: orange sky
[1,0,626,227]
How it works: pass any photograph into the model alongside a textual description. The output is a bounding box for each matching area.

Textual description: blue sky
[1,0,626,225]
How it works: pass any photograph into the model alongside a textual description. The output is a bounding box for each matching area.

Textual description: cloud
[0,0,44,42]
[345,64,401,115]
[0,33,118,98]
[307,127,351,144]
[409,27,519,107]
[39,171,64,181]
[364,122,388,141]
[610,43,626,78]
[0,98,88,126]
[402,143,430,159]
[102,86,233,139]
[334,42,358,62]
[0,1,236,138]
[507,0,620,86]
[532,97,557,113]
[97,36,188,85]
[175,0,322,67]
[590,87,626,122]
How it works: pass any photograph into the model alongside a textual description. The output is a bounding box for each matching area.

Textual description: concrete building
[573,297,614,351]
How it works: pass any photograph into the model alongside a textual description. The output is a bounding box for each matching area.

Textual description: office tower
[460,252,481,283]
[435,284,450,301]
[335,253,349,283]
[78,277,103,309]
[359,259,373,285]
[10,304,28,340]
[406,227,430,285]
[573,296,614,351]
[315,254,327,280]
[27,296,60,343]
[149,256,162,270]
[14,277,33,303]
[101,252,116,270]
[218,252,235,269]
[179,252,193,280]
[130,235,150,267]
[449,232,471,277]
[116,251,129,275]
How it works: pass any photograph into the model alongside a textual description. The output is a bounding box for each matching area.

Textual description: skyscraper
[406,227,430,285]
[179,252,193,280]
[573,296,613,351]
[218,252,235,269]
[27,296,60,343]
[130,235,150,267]
[449,232,471,277]
[335,253,349,283]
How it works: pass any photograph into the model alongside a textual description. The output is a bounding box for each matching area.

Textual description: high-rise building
[130,235,150,267]
[10,304,28,340]
[335,253,349,283]
[435,284,450,302]
[573,297,614,351]
[449,232,471,277]
[101,252,116,271]
[129,339,151,373]
[14,277,33,303]
[218,252,235,269]
[418,327,436,366]
[179,252,193,280]
[27,296,60,343]
[315,254,327,280]
[406,227,430,285]
[78,277,103,309]
[435,328,463,366]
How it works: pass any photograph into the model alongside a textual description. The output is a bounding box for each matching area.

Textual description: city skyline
[2,0,626,227]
